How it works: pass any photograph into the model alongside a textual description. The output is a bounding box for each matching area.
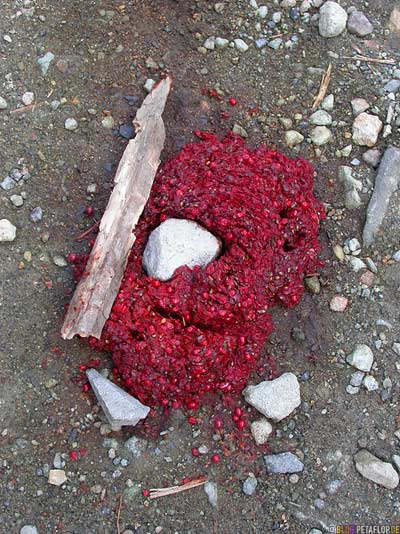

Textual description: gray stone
[363,375,379,391]
[392,455,400,471]
[393,251,400,262]
[362,149,381,168]
[309,110,332,126]
[119,124,135,139]
[346,344,373,372]
[0,175,16,190]
[325,479,343,495]
[383,80,400,93]
[264,452,304,474]
[232,123,248,138]
[354,450,399,489]
[393,342,400,356]
[37,51,55,75]
[204,481,218,507]
[65,118,78,131]
[255,37,268,49]
[347,10,373,37]
[215,37,229,48]
[256,6,268,18]
[309,530,322,534]
[285,130,304,147]
[0,219,17,242]
[352,112,382,147]
[338,166,362,209]
[20,527,38,534]
[243,473,258,495]
[203,37,216,50]
[30,207,43,223]
[102,116,115,129]
[86,369,150,430]
[346,385,360,395]
[142,218,221,282]
[350,371,364,387]
[348,256,366,272]
[243,372,300,422]
[250,418,273,445]
[52,255,68,267]
[10,194,23,207]
[318,1,347,38]
[22,92,35,106]
[321,94,334,111]
[304,275,321,294]
[351,98,370,116]
[234,38,249,52]
[0,96,7,109]
[363,146,400,246]
[124,435,147,457]
[310,126,332,145]
[268,38,283,50]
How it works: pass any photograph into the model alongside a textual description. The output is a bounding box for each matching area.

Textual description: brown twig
[10,103,40,114]
[74,220,100,242]
[150,477,207,499]
[342,55,395,65]
[116,494,122,534]
[312,63,332,110]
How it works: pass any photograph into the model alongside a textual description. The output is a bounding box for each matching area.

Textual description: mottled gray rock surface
[354,450,399,489]
[363,146,400,246]
[142,218,221,281]
[318,1,347,38]
[264,452,304,474]
[86,369,150,430]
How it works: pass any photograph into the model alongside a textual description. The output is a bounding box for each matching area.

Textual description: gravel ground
[1,1,400,533]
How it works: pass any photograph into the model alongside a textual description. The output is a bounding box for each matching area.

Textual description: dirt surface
[1,0,400,533]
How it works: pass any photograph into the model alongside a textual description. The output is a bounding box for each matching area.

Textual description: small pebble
[22,92,35,106]
[30,207,43,223]
[0,96,8,109]
[65,118,78,131]
[0,219,17,242]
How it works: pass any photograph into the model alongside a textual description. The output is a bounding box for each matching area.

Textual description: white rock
[20,526,38,534]
[285,130,304,147]
[64,118,78,131]
[0,219,17,242]
[346,344,373,372]
[352,112,383,147]
[22,92,34,106]
[354,450,399,489]
[204,481,218,507]
[310,126,332,145]
[321,93,334,111]
[0,96,8,109]
[348,256,366,272]
[142,218,221,282]
[243,372,301,422]
[215,37,229,48]
[309,110,332,126]
[250,418,273,445]
[86,369,150,430]
[318,1,348,38]
[48,469,67,486]
[144,78,155,93]
[256,5,268,18]
[204,37,216,50]
[37,51,55,75]
[234,38,249,52]
[363,375,379,391]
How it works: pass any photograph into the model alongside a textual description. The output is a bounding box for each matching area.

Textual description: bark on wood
[61,76,172,340]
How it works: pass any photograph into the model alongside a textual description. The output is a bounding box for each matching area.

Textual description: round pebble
[65,118,78,131]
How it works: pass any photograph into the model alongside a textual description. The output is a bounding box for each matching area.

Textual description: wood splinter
[61,76,172,340]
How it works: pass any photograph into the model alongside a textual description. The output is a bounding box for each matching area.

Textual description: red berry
[69,450,78,461]
[82,383,90,393]
[142,489,150,497]
[211,454,220,464]
[214,419,223,430]
[188,416,197,425]
[236,419,246,430]
[67,253,77,263]
[191,448,200,457]
[84,206,93,216]
[228,98,237,106]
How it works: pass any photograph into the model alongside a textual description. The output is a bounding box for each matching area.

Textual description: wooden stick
[342,55,395,65]
[61,76,172,339]
[149,477,207,499]
[312,63,332,110]
[116,494,122,534]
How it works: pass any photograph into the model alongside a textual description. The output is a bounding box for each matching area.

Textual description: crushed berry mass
[73,132,324,410]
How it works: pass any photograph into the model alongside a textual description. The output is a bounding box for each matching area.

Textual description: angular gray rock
[204,481,218,507]
[243,473,258,495]
[0,219,17,242]
[354,450,399,489]
[347,10,373,37]
[142,218,221,281]
[264,452,304,474]
[338,166,362,209]
[86,369,150,430]
[37,51,55,75]
[346,344,373,372]
[243,372,300,422]
[363,146,400,246]
[318,1,347,38]
[20,526,39,534]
